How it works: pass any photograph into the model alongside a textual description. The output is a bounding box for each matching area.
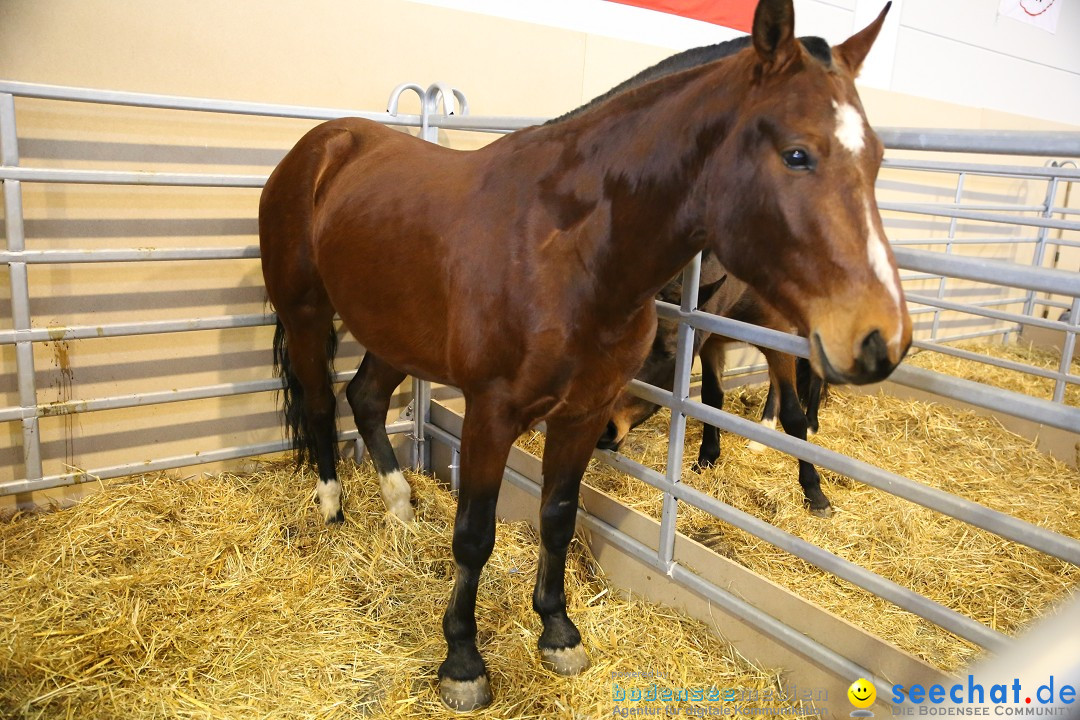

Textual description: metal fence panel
[1,79,1078,662]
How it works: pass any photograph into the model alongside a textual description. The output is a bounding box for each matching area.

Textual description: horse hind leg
[345,353,413,522]
[746,378,780,454]
[796,356,826,436]
[274,314,345,524]
[694,336,726,470]
[768,351,833,517]
[262,126,364,524]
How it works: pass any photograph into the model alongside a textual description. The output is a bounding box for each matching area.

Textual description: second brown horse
[596,249,835,516]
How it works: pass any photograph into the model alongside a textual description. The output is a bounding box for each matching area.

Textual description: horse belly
[313,227,455,384]
[323,252,454,383]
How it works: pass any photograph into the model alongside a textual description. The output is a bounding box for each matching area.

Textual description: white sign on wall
[997,0,1063,33]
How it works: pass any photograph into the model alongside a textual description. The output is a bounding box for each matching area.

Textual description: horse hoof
[379,470,415,523]
[540,643,590,676]
[809,505,834,519]
[693,457,718,472]
[316,478,343,524]
[439,676,493,711]
[389,505,415,523]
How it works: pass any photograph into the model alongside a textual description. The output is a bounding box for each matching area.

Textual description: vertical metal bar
[1,92,43,482]
[1053,295,1079,404]
[410,91,438,468]
[657,253,701,568]
[449,446,460,494]
[930,172,965,342]
[1023,173,1060,322]
[410,377,430,471]
[420,85,438,143]
[408,85,465,471]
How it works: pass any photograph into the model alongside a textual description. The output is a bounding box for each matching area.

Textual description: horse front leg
[776,379,833,517]
[532,412,608,677]
[438,397,521,711]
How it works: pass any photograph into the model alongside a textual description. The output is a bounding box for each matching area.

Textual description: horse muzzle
[811,329,910,386]
[596,420,625,452]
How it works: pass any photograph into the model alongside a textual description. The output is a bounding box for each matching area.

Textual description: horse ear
[835,2,892,76]
[751,0,796,65]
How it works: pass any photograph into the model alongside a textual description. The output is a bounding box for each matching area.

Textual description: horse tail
[272,316,340,471]
[264,122,359,471]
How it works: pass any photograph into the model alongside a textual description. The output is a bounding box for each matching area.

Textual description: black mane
[547,35,832,125]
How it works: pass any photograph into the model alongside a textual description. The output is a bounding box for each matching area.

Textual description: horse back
[260,117,659,426]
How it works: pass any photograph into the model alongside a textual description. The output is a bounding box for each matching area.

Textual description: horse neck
[531,59,744,317]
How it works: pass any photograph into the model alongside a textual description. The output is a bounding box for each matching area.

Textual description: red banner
[604,0,757,32]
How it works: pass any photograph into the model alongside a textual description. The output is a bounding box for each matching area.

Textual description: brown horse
[596,249,835,515]
[259,0,909,710]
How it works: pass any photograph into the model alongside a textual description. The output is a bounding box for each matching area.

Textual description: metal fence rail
[2,80,1079,668]
[0,81,451,492]
[0,79,428,126]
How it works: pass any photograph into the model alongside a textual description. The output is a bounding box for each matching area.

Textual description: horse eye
[781,147,813,170]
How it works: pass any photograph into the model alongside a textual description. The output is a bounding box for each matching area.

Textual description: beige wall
[860,89,1080,338]
[1,0,1077,509]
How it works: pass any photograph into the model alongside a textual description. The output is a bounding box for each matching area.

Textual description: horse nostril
[858,329,892,380]
[861,329,886,358]
[596,421,621,451]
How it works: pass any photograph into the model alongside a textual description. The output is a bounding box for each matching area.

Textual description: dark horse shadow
[260,0,908,710]
[596,248,835,516]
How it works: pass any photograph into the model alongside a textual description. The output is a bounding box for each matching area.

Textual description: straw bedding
[905,340,1080,406]
[518,341,1080,672]
[0,464,793,719]
[2,341,1077,716]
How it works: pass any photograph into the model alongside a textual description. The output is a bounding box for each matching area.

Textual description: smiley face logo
[848,678,876,709]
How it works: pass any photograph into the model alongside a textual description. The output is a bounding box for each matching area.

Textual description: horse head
[705,0,910,385]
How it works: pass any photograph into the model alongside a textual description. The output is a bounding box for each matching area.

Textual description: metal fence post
[657,253,701,569]
[930,172,966,342]
[1022,169,1061,322]
[1,92,43,488]
[1054,295,1080,404]
[399,82,469,472]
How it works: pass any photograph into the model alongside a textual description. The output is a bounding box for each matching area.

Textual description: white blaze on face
[866,200,907,353]
[865,201,901,310]
[834,97,905,351]
[833,101,866,156]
